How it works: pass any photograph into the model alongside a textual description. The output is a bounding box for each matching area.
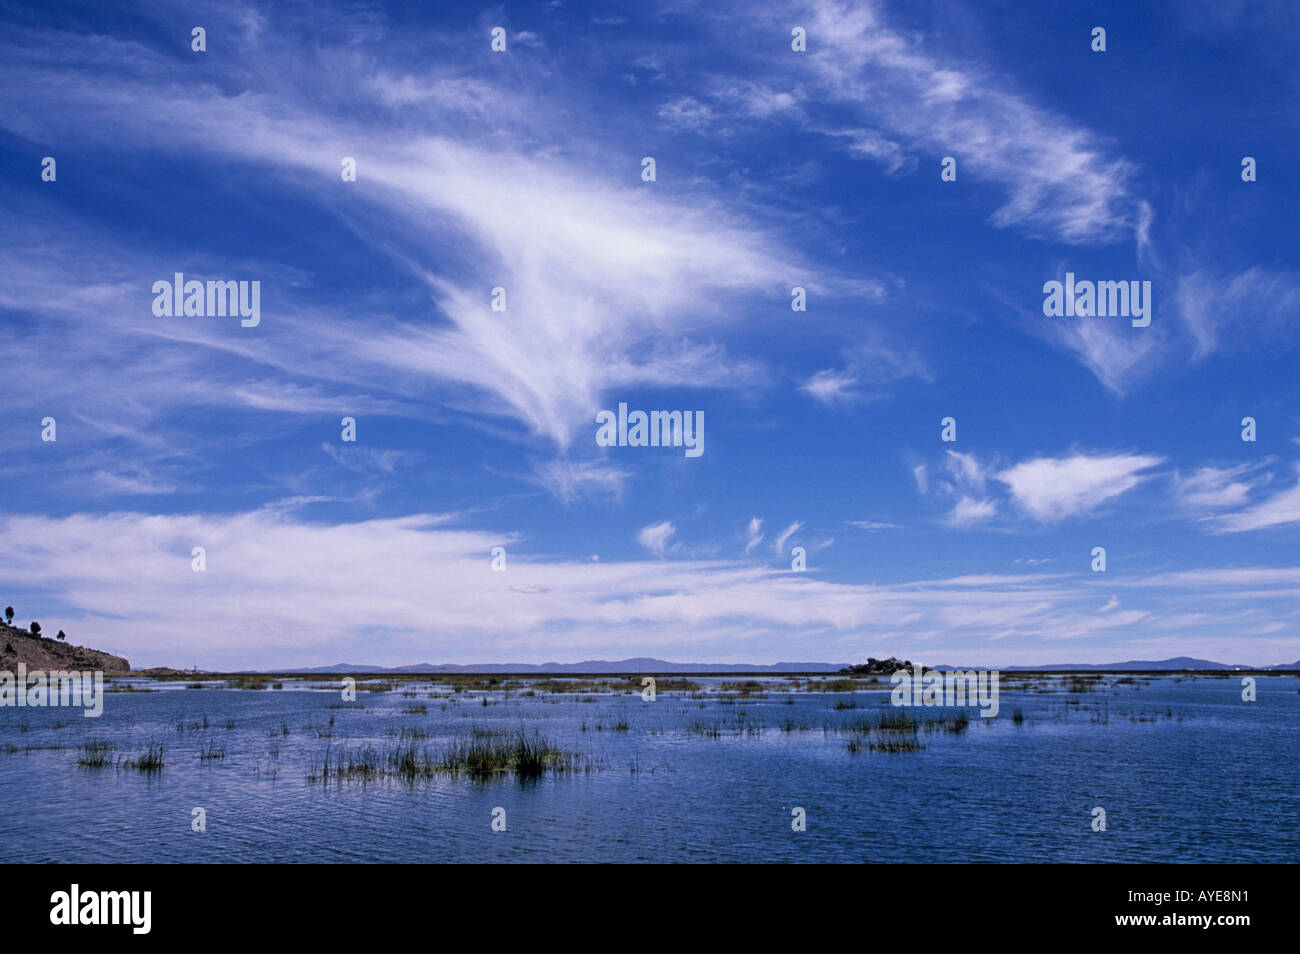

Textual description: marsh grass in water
[308,731,582,783]
[199,741,225,760]
[438,732,579,780]
[121,743,165,772]
[837,707,972,752]
[76,740,114,768]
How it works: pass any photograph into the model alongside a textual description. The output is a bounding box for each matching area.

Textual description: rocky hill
[839,656,929,675]
[0,621,130,673]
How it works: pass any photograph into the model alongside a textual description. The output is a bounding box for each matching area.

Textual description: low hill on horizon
[0,621,131,673]
[997,655,1300,672]
[247,657,845,675]
[240,655,1300,675]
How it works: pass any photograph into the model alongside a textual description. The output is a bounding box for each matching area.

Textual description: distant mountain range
[995,656,1300,672]
[249,655,1300,674]
[252,657,840,674]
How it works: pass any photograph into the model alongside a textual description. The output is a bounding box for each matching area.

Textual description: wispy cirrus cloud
[0,7,881,497]
[772,520,805,556]
[1175,462,1270,513]
[1,508,1293,668]
[800,334,930,406]
[637,520,678,556]
[1213,465,1300,533]
[677,0,1147,245]
[795,0,1143,243]
[529,459,630,504]
[1176,267,1300,361]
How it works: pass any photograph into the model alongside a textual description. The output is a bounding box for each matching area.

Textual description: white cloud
[743,517,765,554]
[1175,463,1266,512]
[785,0,1144,243]
[1041,266,1300,395]
[0,19,843,465]
[801,335,930,407]
[530,459,630,503]
[836,128,911,173]
[773,520,804,555]
[0,510,1294,668]
[1176,267,1300,360]
[658,95,716,130]
[1214,466,1300,532]
[1042,316,1165,396]
[912,464,929,495]
[709,79,801,120]
[800,369,860,405]
[320,443,410,475]
[945,450,986,489]
[996,453,1163,521]
[947,496,996,528]
[637,521,678,556]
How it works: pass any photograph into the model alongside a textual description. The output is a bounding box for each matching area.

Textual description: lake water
[2,673,1296,863]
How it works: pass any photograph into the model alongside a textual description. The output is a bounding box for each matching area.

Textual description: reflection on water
[1,673,1296,862]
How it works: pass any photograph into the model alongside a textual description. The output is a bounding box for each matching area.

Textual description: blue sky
[1,0,1297,669]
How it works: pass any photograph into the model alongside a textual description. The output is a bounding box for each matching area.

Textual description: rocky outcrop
[0,621,130,673]
[839,656,929,676]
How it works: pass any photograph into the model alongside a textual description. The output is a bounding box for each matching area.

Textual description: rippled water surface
[2,673,1296,862]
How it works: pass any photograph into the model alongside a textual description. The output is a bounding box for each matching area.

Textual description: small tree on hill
[4,606,12,626]
[29,621,41,636]
[56,630,66,641]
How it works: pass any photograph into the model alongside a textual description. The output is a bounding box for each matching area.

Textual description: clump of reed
[850,708,919,732]
[1065,674,1102,693]
[226,677,271,691]
[388,726,429,739]
[122,743,165,772]
[684,716,763,738]
[309,746,384,782]
[199,741,225,760]
[818,678,867,693]
[938,710,970,733]
[438,732,575,780]
[842,707,926,753]
[848,735,923,753]
[76,740,114,768]
[307,732,580,783]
